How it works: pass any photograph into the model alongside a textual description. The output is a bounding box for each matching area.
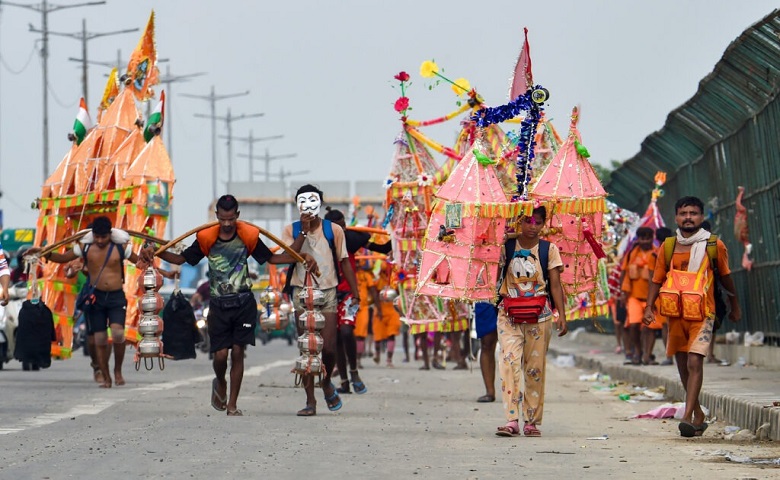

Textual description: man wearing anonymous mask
[283,184,360,416]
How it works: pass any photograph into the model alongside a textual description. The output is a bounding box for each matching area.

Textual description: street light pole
[36,18,137,104]
[230,131,283,181]
[1,0,106,181]
[181,86,249,202]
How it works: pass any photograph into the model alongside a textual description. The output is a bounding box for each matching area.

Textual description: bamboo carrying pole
[346,225,389,236]
[155,220,306,264]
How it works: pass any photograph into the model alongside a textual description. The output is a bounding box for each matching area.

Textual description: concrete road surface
[1,339,778,479]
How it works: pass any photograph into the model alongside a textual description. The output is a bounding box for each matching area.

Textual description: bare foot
[99,378,112,388]
[114,371,125,386]
[93,369,104,384]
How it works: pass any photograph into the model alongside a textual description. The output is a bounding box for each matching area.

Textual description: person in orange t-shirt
[644,196,740,438]
[620,227,655,365]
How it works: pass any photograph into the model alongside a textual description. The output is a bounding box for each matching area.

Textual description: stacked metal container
[135,267,165,371]
[293,283,325,386]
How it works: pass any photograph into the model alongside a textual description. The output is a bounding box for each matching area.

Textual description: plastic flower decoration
[419,60,439,78]
[394,71,410,82]
[383,176,396,190]
[416,173,432,187]
[394,96,410,113]
[451,78,470,96]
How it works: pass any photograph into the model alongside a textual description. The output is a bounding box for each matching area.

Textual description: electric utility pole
[181,86,249,202]
[2,0,106,181]
[267,167,309,224]
[231,131,283,181]
[241,148,297,183]
[157,66,205,160]
[206,108,264,184]
[38,18,136,104]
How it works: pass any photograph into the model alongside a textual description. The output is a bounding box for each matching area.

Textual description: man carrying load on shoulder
[644,196,740,437]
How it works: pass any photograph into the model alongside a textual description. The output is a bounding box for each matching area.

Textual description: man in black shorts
[153,195,316,416]
[36,216,140,388]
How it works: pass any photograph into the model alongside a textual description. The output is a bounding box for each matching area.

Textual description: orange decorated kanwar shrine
[33,12,172,358]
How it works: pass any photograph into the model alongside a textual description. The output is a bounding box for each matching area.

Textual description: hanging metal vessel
[296,310,325,331]
[138,337,162,356]
[138,314,162,336]
[294,354,322,374]
[297,287,326,307]
[258,288,280,306]
[297,332,323,355]
[379,286,398,302]
[139,291,164,313]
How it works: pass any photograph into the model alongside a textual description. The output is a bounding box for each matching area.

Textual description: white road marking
[0,358,291,435]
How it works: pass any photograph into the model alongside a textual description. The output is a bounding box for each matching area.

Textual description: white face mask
[297,192,321,217]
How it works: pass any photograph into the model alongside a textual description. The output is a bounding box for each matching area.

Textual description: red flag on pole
[508,27,533,101]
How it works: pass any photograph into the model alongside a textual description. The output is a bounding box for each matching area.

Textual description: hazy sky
[0,0,776,235]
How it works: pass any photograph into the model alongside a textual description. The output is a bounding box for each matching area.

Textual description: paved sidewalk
[548,329,780,440]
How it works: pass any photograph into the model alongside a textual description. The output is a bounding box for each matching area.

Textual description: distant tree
[592,160,622,186]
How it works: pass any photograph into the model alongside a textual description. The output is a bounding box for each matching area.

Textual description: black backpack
[14,300,56,368]
[160,291,199,360]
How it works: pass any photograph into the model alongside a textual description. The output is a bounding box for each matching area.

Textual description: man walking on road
[36,217,141,388]
[154,195,315,416]
[283,184,360,416]
[644,196,741,437]
[495,206,568,437]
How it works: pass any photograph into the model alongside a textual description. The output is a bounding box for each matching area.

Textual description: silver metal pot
[139,292,164,313]
[258,288,280,306]
[138,314,162,336]
[296,287,325,307]
[260,312,289,332]
[297,332,323,355]
[379,286,398,302]
[138,337,162,356]
[296,310,325,332]
[294,354,322,374]
[279,302,293,315]
[141,268,162,291]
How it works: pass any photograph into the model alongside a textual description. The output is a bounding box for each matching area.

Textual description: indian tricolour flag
[72,98,92,145]
[143,90,165,142]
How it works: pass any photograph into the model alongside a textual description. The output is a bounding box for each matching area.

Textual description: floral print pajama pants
[497,310,553,425]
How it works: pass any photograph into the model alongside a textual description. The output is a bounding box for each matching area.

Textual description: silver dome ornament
[379,286,398,302]
[297,332,324,355]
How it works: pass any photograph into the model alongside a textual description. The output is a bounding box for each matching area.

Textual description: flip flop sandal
[477,395,495,403]
[496,421,520,437]
[523,423,542,437]
[226,409,243,416]
[211,378,227,412]
[352,380,368,395]
[296,405,316,417]
[324,385,343,412]
[678,421,701,437]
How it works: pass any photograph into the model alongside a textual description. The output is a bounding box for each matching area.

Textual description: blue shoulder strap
[292,221,301,240]
[322,219,335,248]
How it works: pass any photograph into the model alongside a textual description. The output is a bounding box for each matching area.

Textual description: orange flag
[127,11,159,101]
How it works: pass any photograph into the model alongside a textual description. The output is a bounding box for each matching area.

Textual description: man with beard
[644,196,740,437]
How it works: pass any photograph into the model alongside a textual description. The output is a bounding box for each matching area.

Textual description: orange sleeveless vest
[196,222,260,256]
